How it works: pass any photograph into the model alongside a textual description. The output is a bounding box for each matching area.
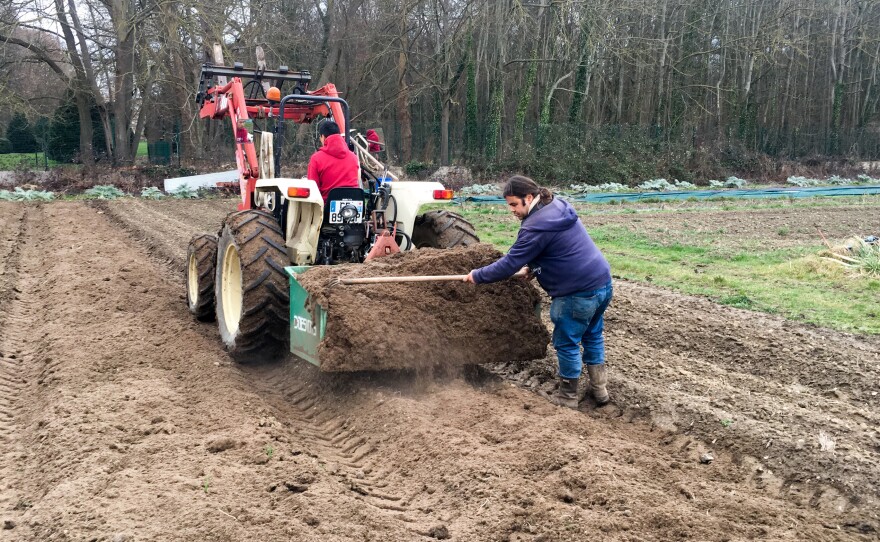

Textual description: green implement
[286,266,327,367]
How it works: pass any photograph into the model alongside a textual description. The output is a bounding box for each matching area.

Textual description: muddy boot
[550,377,580,409]
[586,364,610,406]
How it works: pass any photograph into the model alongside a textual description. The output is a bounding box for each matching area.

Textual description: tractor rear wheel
[411,210,480,249]
[186,233,218,321]
[215,210,290,362]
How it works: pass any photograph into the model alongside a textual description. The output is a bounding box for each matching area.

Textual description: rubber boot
[586,364,610,406]
[550,377,580,409]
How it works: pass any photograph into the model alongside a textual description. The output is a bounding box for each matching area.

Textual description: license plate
[328,199,364,224]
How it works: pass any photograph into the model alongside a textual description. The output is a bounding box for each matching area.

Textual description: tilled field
[579,202,880,249]
[0,199,877,541]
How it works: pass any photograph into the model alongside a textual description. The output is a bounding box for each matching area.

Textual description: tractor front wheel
[215,210,290,362]
[186,233,218,321]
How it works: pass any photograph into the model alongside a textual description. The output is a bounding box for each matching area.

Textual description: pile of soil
[297,244,549,371]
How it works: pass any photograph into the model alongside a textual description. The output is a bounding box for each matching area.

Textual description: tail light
[287,187,311,198]
[433,189,454,200]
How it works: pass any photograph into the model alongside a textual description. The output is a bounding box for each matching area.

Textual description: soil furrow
[582,204,880,248]
[239,362,427,527]
[0,205,30,451]
[0,205,26,310]
[610,288,880,403]
[1,202,418,540]
[615,333,878,456]
[91,199,227,273]
[0,205,54,521]
[607,281,880,505]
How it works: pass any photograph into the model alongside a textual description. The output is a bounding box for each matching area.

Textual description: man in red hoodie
[307,120,360,202]
[366,129,382,154]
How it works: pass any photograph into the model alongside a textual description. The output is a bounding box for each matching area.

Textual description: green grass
[0,152,58,169]
[436,201,880,334]
[456,204,520,249]
[589,226,879,333]
[2,142,150,167]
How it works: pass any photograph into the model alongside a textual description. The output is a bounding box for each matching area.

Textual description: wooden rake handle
[335,267,527,285]
[337,274,466,285]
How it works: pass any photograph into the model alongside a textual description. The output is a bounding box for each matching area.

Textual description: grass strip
[0,152,58,169]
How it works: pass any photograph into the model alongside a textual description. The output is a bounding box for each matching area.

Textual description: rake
[329,267,528,287]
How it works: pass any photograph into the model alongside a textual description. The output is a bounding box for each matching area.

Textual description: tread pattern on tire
[186,233,218,321]
[216,210,290,363]
[411,209,480,249]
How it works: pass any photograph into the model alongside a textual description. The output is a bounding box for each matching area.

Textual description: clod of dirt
[427,525,451,540]
[297,245,549,372]
[557,488,575,503]
[283,482,308,493]
[205,437,238,453]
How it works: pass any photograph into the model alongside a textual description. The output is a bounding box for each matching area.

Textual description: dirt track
[0,199,878,541]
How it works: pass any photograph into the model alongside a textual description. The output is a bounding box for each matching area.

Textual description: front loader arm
[197,63,348,210]
[200,78,261,210]
[304,83,346,134]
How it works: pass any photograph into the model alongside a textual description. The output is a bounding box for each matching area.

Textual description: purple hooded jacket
[473,197,611,297]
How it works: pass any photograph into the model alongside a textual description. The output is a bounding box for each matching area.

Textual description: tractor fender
[386,181,451,239]
[254,177,324,207]
[254,178,324,265]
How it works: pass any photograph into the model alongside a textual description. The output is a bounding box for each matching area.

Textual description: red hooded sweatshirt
[307,134,360,202]
[366,129,381,152]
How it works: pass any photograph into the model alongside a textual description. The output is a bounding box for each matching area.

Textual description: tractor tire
[215,210,290,363]
[411,209,480,249]
[186,233,218,321]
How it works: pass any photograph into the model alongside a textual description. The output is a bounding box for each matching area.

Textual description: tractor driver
[307,120,360,203]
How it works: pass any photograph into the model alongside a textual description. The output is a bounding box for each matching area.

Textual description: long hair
[502,175,553,205]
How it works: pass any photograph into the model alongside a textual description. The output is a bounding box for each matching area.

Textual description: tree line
[1,0,879,183]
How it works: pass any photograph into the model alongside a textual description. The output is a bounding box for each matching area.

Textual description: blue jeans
[549,281,613,379]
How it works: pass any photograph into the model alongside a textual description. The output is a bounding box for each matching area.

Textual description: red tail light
[433,189,454,200]
[287,187,311,198]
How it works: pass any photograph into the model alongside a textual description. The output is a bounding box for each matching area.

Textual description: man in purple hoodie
[464,175,613,408]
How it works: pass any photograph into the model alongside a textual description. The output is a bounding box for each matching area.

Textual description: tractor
[185,62,479,363]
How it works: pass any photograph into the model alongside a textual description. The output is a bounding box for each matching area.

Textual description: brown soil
[297,245,548,372]
[0,198,877,541]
